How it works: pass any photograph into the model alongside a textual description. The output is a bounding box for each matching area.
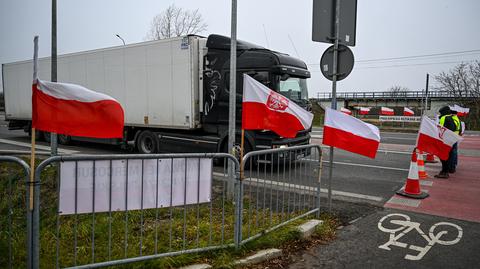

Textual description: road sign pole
[227,0,237,199]
[51,0,58,156]
[327,0,341,212]
[423,73,429,115]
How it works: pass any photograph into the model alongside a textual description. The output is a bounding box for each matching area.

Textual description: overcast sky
[1,0,479,97]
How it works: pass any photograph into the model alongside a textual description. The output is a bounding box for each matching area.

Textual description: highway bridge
[314,90,473,117]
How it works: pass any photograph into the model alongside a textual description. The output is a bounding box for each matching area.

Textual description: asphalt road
[0,116,417,205]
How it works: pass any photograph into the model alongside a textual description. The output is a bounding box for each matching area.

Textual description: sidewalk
[385,135,480,223]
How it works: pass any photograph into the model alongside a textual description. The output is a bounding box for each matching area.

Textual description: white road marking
[322,160,409,172]
[382,136,417,140]
[212,172,384,202]
[0,138,79,154]
[378,213,463,261]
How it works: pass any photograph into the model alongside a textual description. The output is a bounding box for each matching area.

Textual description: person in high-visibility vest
[449,109,461,173]
[435,106,459,178]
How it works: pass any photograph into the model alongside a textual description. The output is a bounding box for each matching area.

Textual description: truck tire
[43,131,51,143]
[58,134,71,145]
[136,130,158,154]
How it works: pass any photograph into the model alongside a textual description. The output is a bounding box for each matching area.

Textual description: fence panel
[0,156,31,269]
[33,153,239,269]
[238,145,322,245]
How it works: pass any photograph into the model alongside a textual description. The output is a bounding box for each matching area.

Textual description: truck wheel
[136,130,158,154]
[58,134,71,145]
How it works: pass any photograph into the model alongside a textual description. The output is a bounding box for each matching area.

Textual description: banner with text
[59,158,212,215]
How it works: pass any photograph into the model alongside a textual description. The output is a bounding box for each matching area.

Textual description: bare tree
[387,85,410,97]
[434,60,480,130]
[145,4,208,40]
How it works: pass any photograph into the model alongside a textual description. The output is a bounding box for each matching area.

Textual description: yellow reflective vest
[439,114,460,134]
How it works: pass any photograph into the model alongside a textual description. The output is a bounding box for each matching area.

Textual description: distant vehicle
[2,34,312,154]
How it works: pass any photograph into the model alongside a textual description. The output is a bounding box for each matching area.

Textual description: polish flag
[32,79,125,138]
[242,74,313,138]
[340,107,352,115]
[323,108,380,158]
[450,104,470,116]
[403,107,414,116]
[381,107,394,115]
[358,107,370,115]
[416,116,462,160]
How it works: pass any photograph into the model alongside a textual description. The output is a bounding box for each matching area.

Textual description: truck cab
[202,35,312,153]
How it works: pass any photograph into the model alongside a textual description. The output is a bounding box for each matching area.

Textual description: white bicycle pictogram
[378,213,463,260]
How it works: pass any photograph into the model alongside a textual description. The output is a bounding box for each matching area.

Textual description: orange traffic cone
[425,153,437,163]
[417,152,429,179]
[396,149,429,199]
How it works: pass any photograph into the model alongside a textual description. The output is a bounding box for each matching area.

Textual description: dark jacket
[439,106,456,132]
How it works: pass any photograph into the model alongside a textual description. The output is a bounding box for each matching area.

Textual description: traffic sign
[312,0,357,46]
[320,44,354,81]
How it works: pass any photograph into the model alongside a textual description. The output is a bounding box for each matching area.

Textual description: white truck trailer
[2,34,312,154]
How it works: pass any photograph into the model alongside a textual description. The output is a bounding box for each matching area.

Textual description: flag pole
[240,128,245,180]
[30,36,39,210]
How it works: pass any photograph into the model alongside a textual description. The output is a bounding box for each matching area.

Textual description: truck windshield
[278,76,309,102]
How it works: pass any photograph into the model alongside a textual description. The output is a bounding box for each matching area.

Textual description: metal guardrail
[0,156,31,269]
[239,145,322,245]
[315,91,476,100]
[1,147,324,268]
[32,153,240,269]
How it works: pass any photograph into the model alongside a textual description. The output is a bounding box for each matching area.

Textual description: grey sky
[1,0,479,97]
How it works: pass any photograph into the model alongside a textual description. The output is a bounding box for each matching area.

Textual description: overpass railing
[315,91,475,100]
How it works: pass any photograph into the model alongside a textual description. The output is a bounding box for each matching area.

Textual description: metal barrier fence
[0,156,31,269]
[238,145,322,245]
[1,146,323,268]
[31,153,240,269]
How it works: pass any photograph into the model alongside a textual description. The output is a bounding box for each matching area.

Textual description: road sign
[312,0,357,46]
[320,44,354,81]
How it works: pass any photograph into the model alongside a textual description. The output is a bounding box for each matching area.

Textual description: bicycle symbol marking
[378,213,463,260]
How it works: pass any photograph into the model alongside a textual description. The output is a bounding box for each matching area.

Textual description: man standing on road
[435,106,459,178]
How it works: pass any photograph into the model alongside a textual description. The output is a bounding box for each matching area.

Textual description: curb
[178,219,323,268]
[297,219,324,238]
[234,248,283,266]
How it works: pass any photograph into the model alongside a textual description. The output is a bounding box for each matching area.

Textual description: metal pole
[51,0,58,156]
[424,73,429,116]
[227,0,237,198]
[327,0,341,212]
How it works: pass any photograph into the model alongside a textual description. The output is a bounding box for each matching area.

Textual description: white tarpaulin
[59,158,212,215]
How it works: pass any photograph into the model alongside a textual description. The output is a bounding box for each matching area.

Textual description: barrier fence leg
[26,180,32,269]
[32,173,40,269]
[234,177,243,249]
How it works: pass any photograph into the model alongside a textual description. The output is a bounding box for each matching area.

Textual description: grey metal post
[424,73,429,115]
[327,0,341,212]
[51,0,58,156]
[227,0,237,198]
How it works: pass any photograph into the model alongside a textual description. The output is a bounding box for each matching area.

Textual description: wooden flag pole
[30,36,39,211]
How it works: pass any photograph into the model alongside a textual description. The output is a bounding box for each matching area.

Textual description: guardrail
[315,91,475,100]
[238,145,323,245]
[0,156,31,269]
[1,146,324,268]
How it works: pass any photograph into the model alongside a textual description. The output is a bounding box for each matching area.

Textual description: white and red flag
[323,108,380,158]
[358,107,370,115]
[416,116,462,160]
[340,107,352,115]
[403,107,414,116]
[450,104,470,116]
[381,106,394,115]
[32,79,124,138]
[242,74,313,138]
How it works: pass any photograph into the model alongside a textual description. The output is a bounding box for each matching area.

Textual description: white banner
[59,158,212,215]
[379,116,421,122]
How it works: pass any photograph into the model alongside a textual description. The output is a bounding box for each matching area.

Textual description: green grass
[1,159,338,269]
